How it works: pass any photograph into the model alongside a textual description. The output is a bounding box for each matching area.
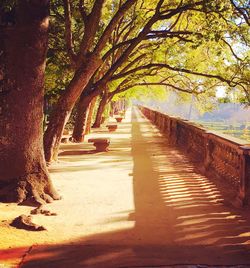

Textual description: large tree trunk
[43,56,102,162]
[0,1,60,205]
[85,96,98,135]
[71,89,100,141]
[71,94,93,142]
[92,94,109,128]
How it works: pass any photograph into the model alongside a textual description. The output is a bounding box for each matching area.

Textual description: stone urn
[106,124,118,132]
[115,117,123,123]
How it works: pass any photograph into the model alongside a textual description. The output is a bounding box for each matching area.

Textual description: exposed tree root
[11,215,46,231]
[30,205,57,216]
[0,170,61,206]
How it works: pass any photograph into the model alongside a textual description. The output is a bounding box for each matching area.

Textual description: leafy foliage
[46,0,250,113]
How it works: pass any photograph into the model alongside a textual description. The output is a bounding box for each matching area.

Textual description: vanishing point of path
[1,107,250,268]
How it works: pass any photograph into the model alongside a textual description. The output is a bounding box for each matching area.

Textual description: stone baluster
[237,145,250,206]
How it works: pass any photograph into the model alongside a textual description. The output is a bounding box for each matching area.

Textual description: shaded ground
[1,107,250,268]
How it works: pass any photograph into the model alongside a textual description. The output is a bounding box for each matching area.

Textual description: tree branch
[78,0,105,62]
[79,0,88,24]
[102,39,134,61]
[94,0,138,55]
[112,63,237,87]
[119,53,147,73]
[130,82,195,93]
[221,38,244,61]
[230,0,250,26]
[63,0,77,65]
[159,1,203,20]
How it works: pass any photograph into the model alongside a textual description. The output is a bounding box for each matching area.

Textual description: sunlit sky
[216,87,226,98]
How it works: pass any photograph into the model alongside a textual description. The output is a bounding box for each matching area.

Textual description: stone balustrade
[139,106,250,206]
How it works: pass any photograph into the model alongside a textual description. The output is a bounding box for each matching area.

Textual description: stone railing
[139,106,250,206]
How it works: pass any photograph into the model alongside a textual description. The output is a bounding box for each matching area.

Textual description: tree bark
[92,93,109,128]
[71,94,93,142]
[85,96,98,134]
[0,1,60,205]
[71,87,100,141]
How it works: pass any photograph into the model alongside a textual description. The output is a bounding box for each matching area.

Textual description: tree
[43,0,138,162]
[44,0,213,161]
[92,89,110,128]
[85,96,98,134]
[45,0,250,161]
[0,1,60,204]
[71,83,98,142]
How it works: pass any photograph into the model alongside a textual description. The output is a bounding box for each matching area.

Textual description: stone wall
[139,106,250,206]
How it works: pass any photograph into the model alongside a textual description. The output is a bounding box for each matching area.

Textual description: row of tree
[0,0,249,205]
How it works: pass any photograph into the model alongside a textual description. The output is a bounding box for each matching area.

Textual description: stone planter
[88,138,110,152]
[106,124,117,132]
[115,117,123,123]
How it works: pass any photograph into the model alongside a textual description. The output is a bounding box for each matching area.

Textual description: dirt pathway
[1,107,250,267]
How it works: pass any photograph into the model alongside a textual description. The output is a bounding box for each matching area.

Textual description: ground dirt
[1,108,250,268]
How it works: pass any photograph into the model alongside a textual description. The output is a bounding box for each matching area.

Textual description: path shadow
[59,150,97,156]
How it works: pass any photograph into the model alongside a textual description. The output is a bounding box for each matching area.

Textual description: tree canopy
[7,0,245,162]
[45,0,250,108]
